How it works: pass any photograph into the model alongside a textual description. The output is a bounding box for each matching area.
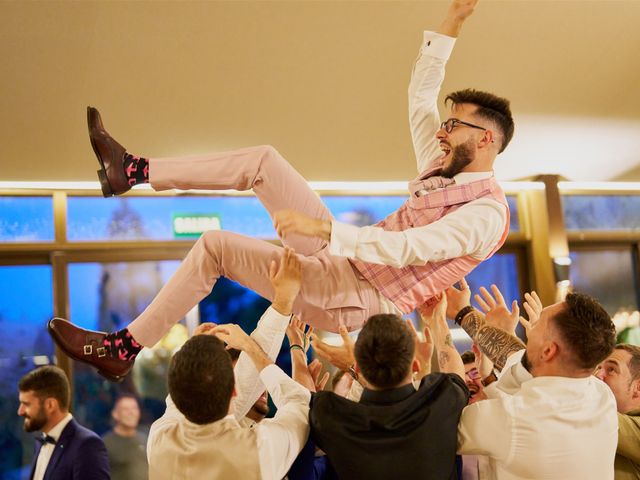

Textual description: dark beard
[23,409,47,433]
[441,139,475,178]
[521,351,533,373]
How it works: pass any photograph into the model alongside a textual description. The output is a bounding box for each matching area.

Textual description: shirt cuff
[329,221,361,258]
[421,30,457,60]
[261,306,292,330]
[259,364,312,401]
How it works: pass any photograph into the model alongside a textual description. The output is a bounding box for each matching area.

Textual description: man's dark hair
[552,293,616,370]
[461,350,476,365]
[168,335,235,424]
[18,366,70,411]
[445,89,515,153]
[113,393,139,408]
[615,344,640,382]
[227,347,242,363]
[354,314,415,389]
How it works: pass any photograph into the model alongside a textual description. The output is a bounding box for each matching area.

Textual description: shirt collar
[453,171,494,185]
[360,382,416,405]
[45,413,73,441]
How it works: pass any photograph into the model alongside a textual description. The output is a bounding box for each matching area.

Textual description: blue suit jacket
[30,418,110,480]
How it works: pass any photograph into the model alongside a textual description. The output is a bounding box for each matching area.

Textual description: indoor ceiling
[1,0,639,183]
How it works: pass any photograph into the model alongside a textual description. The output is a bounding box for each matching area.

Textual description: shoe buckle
[97,347,107,358]
[83,345,93,355]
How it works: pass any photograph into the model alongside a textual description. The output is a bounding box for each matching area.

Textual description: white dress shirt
[457,350,618,480]
[329,31,507,269]
[33,413,73,480]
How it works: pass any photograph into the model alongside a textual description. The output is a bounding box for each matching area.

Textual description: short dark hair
[168,335,235,424]
[552,293,616,370]
[18,366,70,411]
[461,350,476,365]
[445,89,515,153]
[113,393,139,408]
[615,344,640,381]
[354,314,415,389]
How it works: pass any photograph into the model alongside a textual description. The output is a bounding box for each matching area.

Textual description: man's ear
[631,379,640,400]
[541,341,559,363]
[43,397,59,414]
[412,358,421,374]
[478,129,494,149]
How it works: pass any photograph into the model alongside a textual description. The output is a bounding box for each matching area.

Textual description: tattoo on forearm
[476,325,526,371]
[444,334,453,347]
[458,309,525,371]
[438,351,450,368]
[459,310,484,340]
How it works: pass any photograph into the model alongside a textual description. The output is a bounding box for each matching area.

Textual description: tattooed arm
[419,295,465,381]
[445,279,526,372]
[459,309,525,371]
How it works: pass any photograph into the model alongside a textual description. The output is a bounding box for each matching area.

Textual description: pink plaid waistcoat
[351,165,510,313]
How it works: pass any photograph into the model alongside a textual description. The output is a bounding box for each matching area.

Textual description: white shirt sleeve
[409,31,456,173]
[329,198,506,267]
[233,307,291,420]
[147,396,182,461]
[255,364,311,480]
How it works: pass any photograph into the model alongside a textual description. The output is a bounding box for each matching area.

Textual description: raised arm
[232,247,301,419]
[419,295,465,381]
[410,0,478,172]
[445,279,525,371]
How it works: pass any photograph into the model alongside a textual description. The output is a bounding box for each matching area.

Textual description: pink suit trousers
[127,145,383,347]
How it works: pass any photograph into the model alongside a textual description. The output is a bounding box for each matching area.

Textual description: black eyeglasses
[440,118,487,134]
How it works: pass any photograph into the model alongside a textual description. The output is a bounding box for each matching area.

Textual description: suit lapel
[43,419,76,480]
[29,440,42,480]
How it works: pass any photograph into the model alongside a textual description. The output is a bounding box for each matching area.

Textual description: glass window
[0,265,53,479]
[570,249,639,315]
[563,195,640,231]
[68,260,181,434]
[67,193,519,242]
[0,196,54,242]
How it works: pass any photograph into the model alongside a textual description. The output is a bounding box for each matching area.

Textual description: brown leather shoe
[47,317,134,382]
[87,106,131,198]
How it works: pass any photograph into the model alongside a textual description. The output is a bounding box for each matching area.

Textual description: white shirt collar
[45,413,73,441]
[453,171,494,185]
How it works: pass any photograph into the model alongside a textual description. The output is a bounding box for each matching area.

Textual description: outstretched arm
[419,295,465,381]
[445,279,525,371]
[410,0,478,172]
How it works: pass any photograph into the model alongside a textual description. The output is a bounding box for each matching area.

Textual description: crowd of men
[18,247,640,479]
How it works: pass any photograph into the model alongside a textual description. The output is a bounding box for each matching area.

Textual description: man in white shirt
[18,365,110,480]
[447,283,619,480]
[49,0,515,384]
[147,247,311,480]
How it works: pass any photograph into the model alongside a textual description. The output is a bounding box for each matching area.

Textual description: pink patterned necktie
[415,175,455,196]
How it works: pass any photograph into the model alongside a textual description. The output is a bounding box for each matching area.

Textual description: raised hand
[286,316,313,352]
[519,291,543,335]
[308,359,330,392]
[407,320,434,379]
[474,284,520,334]
[310,321,355,372]
[438,0,479,37]
[192,322,217,337]
[445,277,471,320]
[269,246,302,315]
[212,324,252,351]
[273,210,331,241]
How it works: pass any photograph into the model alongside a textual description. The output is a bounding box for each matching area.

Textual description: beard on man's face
[22,407,48,433]
[441,138,475,179]
[522,351,533,373]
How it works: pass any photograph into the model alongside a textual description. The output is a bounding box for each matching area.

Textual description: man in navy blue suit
[18,365,110,480]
